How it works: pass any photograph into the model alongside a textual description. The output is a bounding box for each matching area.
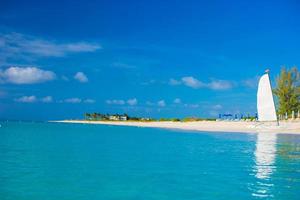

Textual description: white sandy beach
[52,120,300,134]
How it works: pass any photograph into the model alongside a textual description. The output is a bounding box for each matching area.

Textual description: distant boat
[257,70,277,122]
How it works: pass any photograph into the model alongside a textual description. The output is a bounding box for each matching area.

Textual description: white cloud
[15,95,37,103]
[64,42,101,53]
[208,80,233,90]
[74,72,88,83]
[169,78,181,86]
[173,98,181,104]
[106,99,125,105]
[181,76,206,89]
[0,32,101,62]
[158,100,166,107]
[41,96,53,103]
[127,98,138,106]
[0,67,56,84]
[170,76,234,90]
[84,99,95,104]
[64,98,82,103]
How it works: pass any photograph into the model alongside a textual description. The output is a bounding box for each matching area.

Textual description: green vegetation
[273,67,300,116]
[83,113,216,122]
[159,118,181,122]
[241,116,256,121]
[84,113,155,121]
[84,113,129,121]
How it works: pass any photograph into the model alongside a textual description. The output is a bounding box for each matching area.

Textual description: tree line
[84,112,216,122]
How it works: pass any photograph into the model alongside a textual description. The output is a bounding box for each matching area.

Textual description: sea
[0,121,300,200]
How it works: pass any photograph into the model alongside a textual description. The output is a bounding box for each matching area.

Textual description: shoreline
[51,120,300,135]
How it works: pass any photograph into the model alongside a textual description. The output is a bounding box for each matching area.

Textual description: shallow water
[0,122,300,200]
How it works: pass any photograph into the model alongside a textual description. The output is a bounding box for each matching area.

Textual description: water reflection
[252,132,277,198]
[254,132,277,179]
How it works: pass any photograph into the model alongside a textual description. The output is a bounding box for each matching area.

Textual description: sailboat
[257,70,278,122]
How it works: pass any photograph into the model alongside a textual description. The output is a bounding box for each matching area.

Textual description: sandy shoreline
[51,120,300,134]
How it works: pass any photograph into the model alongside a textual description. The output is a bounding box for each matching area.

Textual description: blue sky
[0,0,300,120]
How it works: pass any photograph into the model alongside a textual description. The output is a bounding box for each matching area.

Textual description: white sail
[257,73,277,121]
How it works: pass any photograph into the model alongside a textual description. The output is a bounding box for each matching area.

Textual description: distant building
[120,116,128,121]
[109,115,128,121]
[109,115,119,121]
[85,113,129,121]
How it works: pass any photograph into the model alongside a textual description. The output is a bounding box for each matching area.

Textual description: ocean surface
[0,122,300,200]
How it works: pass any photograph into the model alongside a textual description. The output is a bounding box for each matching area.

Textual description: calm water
[0,122,300,200]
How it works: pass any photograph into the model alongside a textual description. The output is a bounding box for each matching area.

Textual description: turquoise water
[0,122,300,200]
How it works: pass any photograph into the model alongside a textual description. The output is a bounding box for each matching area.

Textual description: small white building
[109,115,119,121]
[120,116,128,121]
[109,115,128,121]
